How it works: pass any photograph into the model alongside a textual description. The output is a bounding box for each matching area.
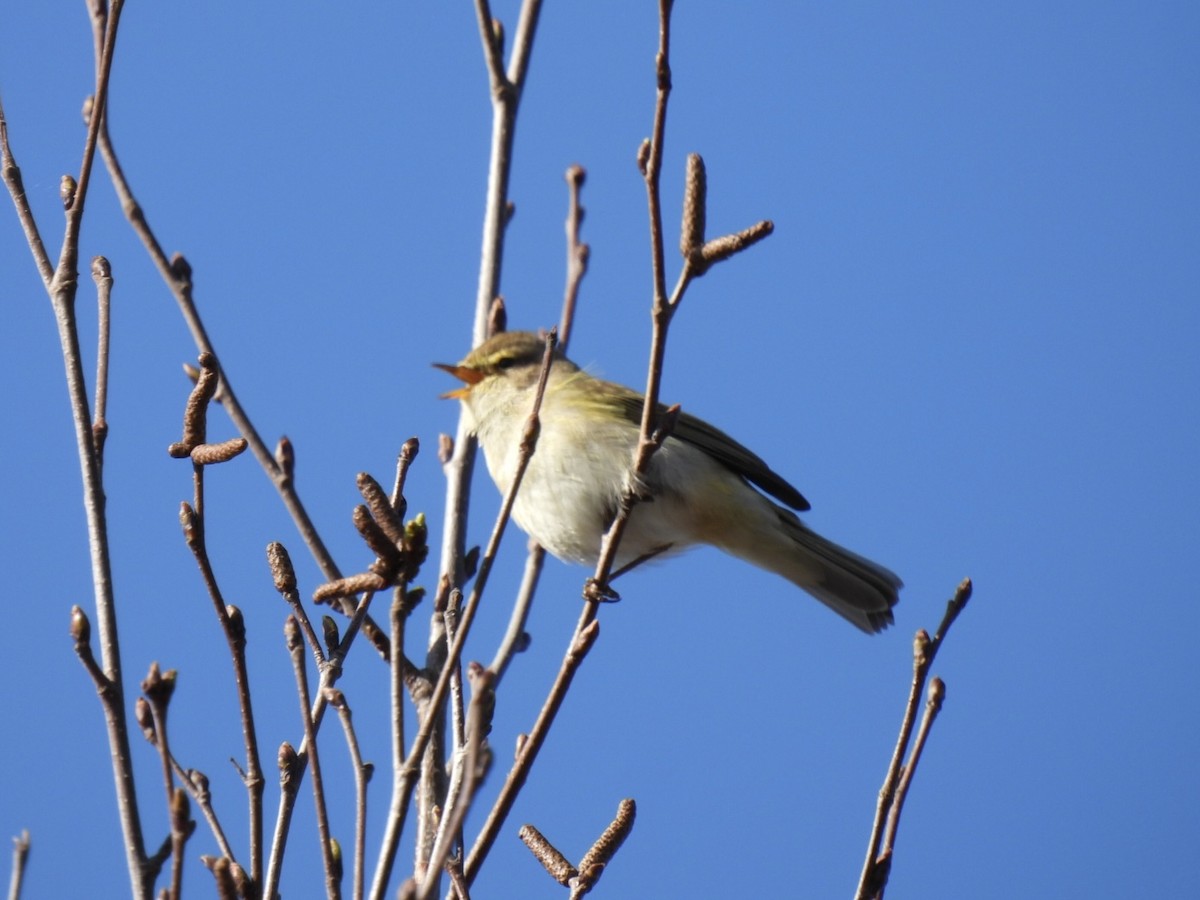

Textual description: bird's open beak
[433,362,485,399]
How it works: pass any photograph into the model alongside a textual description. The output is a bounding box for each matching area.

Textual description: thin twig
[263,742,303,900]
[488,540,544,683]
[274,575,382,889]
[0,99,52,285]
[588,0,687,596]
[91,256,112,461]
[372,582,422,896]
[167,762,236,865]
[485,160,590,685]
[558,164,589,353]
[7,830,30,900]
[855,579,971,900]
[138,666,197,898]
[167,788,191,900]
[464,618,600,882]
[286,617,340,900]
[326,689,372,900]
[417,667,494,900]
[179,501,265,888]
[263,584,383,896]
[879,679,945,868]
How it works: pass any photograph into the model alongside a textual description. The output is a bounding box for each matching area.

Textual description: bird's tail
[729,506,902,634]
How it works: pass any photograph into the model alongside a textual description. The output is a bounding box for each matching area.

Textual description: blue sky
[2,3,1197,898]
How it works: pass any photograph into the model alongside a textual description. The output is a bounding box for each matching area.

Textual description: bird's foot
[583,578,621,603]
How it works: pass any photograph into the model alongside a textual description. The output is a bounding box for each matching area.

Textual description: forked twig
[855,578,972,899]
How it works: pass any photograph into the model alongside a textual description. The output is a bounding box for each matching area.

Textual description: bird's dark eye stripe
[496,356,516,370]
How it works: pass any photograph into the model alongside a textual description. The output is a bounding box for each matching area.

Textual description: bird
[436,330,901,633]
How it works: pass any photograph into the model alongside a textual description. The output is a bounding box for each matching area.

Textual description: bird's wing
[615,394,811,511]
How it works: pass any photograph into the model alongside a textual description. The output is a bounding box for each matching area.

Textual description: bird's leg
[583,543,675,602]
[610,543,675,581]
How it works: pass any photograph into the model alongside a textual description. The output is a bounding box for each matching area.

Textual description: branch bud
[69,605,91,645]
[272,436,295,484]
[59,174,77,209]
[179,502,200,548]
[225,605,245,646]
[90,255,111,283]
[321,615,341,656]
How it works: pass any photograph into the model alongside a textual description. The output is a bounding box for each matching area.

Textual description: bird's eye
[496,356,516,371]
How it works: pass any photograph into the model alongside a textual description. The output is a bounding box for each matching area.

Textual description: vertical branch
[411,2,542,894]
[326,689,372,900]
[439,0,544,591]
[24,3,154,895]
[263,743,302,900]
[437,0,545,622]
[417,666,495,900]
[286,617,340,900]
[640,0,674,315]
[172,359,265,888]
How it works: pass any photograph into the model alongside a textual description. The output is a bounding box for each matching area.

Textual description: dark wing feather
[616,394,810,511]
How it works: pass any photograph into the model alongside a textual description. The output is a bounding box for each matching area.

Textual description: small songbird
[436,331,901,633]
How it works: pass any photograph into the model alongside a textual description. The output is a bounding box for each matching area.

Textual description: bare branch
[7,830,31,900]
[326,689,373,900]
[0,99,53,284]
[488,540,543,682]
[90,256,112,460]
[856,578,972,899]
[464,617,600,882]
[177,470,266,887]
[286,618,341,899]
[558,164,590,353]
